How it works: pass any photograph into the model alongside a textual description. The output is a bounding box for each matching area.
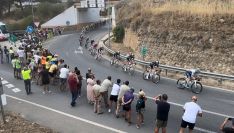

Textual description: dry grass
[142,0,234,15]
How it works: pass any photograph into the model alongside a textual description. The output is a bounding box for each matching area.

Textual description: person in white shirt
[179,96,202,133]
[33,52,41,65]
[100,76,112,108]
[59,64,69,91]
[17,47,25,63]
[108,79,121,113]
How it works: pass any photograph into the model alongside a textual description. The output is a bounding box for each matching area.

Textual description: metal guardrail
[100,34,234,83]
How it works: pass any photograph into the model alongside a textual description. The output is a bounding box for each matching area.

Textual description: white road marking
[194,127,217,133]
[74,46,83,54]
[5,84,14,88]
[12,88,21,93]
[2,80,9,85]
[6,95,127,133]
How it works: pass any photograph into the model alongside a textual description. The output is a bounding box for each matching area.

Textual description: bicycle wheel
[152,74,160,84]
[143,71,148,80]
[177,78,186,89]
[191,82,203,94]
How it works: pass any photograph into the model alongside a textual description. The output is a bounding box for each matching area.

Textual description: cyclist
[79,34,84,46]
[113,51,120,60]
[85,37,89,48]
[112,51,120,64]
[96,47,104,59]
[126,52,135,64]
[145,61,160,79]
[185,69,201,87]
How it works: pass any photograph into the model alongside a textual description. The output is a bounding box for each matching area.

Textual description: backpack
[136,99,145,110]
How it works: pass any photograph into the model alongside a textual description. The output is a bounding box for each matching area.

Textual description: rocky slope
[115,0,234,75]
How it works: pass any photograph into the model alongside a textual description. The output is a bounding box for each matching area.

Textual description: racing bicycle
[176,76,203,94]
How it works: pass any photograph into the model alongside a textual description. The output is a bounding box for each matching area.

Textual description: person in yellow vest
[15,56,22,79]
[45,58,51,70]
[11,56,17,78]
[21,66,32,95]
[9,47,15,61]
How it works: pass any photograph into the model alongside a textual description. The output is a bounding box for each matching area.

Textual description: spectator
[14,56,21,79]
[40,65,50,94]
[86,68,93,79]
[74,67,83,97]
[179,96,202,133]
[3,46,9,63]
[48,61,58,85]
[87,75,95,104]
[0,46,3,64]
[11,56,17,78]
[100,76,112,108]
[9,47,14,61]
[59,64,69,91]
[122,88,134,126]
[108,79,121,113]
[21,66,32,95]
[154,94,170,133]
[17,47,25,65]
[68,72,79,107]
[93,80,103,114]
[116,80,130,118]
[220,118,234,133]
[136,89,146,129]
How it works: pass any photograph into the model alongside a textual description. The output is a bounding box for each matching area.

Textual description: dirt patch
[0,112,57,133]
[114,0,234,76]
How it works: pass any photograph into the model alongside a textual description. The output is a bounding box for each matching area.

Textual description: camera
[158,95,162,101]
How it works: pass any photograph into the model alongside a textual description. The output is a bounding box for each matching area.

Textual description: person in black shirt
[154,94,170,133]
[220,118,234,133]
[0,46,3,64]
[3,46,9,63]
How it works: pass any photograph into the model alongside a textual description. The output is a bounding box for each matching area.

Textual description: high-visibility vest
[15,59,21,69]
[21,69,31,80]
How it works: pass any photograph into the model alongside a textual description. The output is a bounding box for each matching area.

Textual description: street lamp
[30,0,35,24]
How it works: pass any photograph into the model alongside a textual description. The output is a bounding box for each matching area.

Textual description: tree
[113,25,125,43]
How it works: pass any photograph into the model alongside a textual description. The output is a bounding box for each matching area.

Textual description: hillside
[114,0,234,75]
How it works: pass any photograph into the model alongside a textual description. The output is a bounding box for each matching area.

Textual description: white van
[0,22,9,41]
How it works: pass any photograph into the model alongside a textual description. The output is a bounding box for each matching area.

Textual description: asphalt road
[0,26,234,133]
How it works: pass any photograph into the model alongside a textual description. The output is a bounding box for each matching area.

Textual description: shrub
[113,25,125,43]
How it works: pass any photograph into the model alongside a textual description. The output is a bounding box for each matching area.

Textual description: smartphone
[228,118,233,121]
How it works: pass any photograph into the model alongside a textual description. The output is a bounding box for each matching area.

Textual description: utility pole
[108,0,111,47]
[31,0,35,24]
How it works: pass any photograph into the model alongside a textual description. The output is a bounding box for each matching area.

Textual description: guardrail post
[218,79,223,85]
[165,69,168,76]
